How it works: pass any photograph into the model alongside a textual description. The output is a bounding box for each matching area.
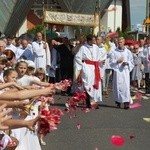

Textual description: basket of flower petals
[0,134,19,150]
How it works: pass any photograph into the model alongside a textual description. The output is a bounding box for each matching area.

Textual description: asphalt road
[41,90,150,150]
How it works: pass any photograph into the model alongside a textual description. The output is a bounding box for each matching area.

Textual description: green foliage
[27,25,44,35]
[116,26,132,39]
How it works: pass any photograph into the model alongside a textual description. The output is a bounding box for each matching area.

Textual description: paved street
[42,89,150,150]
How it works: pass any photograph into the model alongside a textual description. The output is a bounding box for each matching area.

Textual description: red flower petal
[73,114,77,118]
[135,93,142,99]
[129,135,135,139]
[64,108,70,113]
[85,108,90,113]
[91,103,98,109]
[130,102,142,108]
[111,135,125,146]
[69,116,73,119]
[81,108,85,111]
[77,123,81,129]
[57,97,61,100]
[72,106,77,111]
[0,143,3,148]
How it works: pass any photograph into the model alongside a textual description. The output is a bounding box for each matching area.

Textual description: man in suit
[56,37,74,95]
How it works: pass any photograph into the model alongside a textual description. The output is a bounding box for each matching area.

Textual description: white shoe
[145,94,150,97]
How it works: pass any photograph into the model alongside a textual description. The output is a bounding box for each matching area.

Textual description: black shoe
[115,101,121,108]
[95,105,99,109]
[124,103,129,109]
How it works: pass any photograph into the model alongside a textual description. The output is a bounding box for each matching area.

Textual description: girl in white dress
[0,68,55,150]
[34,68,48,145]
[0,55,8,82]
[14,61,53,149]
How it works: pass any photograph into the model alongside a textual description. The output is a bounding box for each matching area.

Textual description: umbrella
[105,32,119,38]
[125,39,135,46]
[20,33,35,41]
[41,30,58,39]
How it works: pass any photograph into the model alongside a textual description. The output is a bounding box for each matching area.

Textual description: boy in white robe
[110,37,134,109]
[75,34,104,109]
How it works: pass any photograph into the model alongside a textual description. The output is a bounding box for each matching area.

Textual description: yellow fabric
[104,40,111,53]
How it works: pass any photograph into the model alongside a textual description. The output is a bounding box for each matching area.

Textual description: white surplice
[75,43,103,102]
[110,47,134,103]
[32,41,51,74]
[142,45,150,74]
[10,75,41,150]
[98,47,107,79]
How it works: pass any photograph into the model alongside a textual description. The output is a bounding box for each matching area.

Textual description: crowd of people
[0,31,149,149]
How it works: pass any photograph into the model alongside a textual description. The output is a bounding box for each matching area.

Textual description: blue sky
[130,0,146,25]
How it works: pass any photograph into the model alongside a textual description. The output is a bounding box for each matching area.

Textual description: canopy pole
[98,0,101,36]
[42,0,47,42]
[42,0,47,62]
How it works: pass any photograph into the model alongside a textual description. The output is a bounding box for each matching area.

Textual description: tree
[116,27,132,39]
[27,25,44,35]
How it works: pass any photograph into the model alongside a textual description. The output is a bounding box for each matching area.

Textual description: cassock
[75,43,103,102]
[32,41,51,74]
[110,47,134,103]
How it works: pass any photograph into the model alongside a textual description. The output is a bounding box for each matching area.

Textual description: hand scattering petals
[130,102,142,108]
[143,118,150,122]
[54,79,72,91]
[111,135,125,146]
[95,147,98,150]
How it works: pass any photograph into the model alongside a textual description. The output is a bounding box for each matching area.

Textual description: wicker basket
[0,134,19,150]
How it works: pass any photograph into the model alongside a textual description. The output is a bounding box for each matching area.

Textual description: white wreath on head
[0,54,6,58]
[17,58,28,63]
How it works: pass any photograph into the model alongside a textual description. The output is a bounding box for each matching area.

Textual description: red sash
[84,60,101,89]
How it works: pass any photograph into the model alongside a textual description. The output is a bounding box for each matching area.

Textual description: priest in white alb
[109,37,134,109]
[32,32,51,75]
[75,34,105,109]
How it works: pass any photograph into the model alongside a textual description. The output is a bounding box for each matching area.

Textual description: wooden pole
[42,0,47,62]
[98,0,101,36]
[42,0,46,42]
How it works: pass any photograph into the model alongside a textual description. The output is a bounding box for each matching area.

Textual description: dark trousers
[86,92,91,107]
[145,73,150,94]
[49,77,56,84]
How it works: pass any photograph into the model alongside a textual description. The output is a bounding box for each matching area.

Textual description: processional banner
[44,11,98,26]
